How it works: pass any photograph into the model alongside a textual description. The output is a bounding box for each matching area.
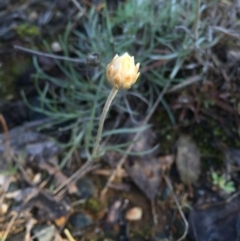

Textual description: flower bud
[106,53,140,89]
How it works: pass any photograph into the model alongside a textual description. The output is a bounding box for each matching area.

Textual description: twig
[71,199,86,207]
[163,174,188,241]
[151,200,158,225]
[14,45,85,63]
[0,114,15,208]
[213,26,240,38]
[54,231,64,241]
[166,75,201,93]
[226,191,240,203]
[0,114,11,159]
[64,229,76,241]
[25,218,37,241]
[53,163,98,195]
[69,0,85,16]
[2,212,18,241]
[0,177,12,207]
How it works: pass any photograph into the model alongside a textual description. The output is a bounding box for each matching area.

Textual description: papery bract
[106,53,140,89]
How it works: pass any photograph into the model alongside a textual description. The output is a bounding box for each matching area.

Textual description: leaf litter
[1,0,240,240]
[0,121,73,239]
[125,155,174,201]
[176,135,201,185]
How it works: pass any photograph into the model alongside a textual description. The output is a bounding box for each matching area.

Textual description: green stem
[92,87,118,157]
[194,0,200,44]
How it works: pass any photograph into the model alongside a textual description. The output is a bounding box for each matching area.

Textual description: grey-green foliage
[27,0,223,167]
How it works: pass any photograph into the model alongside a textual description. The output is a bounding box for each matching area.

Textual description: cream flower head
[106,53,140,89]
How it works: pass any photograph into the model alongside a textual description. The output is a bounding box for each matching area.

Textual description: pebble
[77,178,94,199]
[0,175,7,188]
[32,225,55,241]
[29,11,38,21]
[32,173,42,184]
[51,42,62,52]
[125,207,142,221]
[159,186,171,201]
[0,203,8,215]
[69,211,92,229]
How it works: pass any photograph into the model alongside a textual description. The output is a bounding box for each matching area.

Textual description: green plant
[24,0,226,167]
[92,52,140,158]
[211,172,235,194]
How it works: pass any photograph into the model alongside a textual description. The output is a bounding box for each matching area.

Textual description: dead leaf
[0,120,61,166]
[176,135,201,184]
[55,215,68,227]
[126,157,162,201]
[126,154,174,201]
[106,122,173,201]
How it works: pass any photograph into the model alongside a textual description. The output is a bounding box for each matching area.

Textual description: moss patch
[0,54,31,100]
[16,23,40,37]
[85,198,103,214]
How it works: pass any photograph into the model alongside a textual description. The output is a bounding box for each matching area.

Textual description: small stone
[69,212,92,229]
[159,186,171,201]
[32,173,41,184]
[77,178,94,199]
[51,42,62,52]
[0,175,7,186]
[29,11,38,21]
[32,225,55,241]
[125,207,142,221]
[78,148,88,159]
[0,203,8,215]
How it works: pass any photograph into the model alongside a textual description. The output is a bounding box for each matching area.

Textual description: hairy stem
[92,87,118,157]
